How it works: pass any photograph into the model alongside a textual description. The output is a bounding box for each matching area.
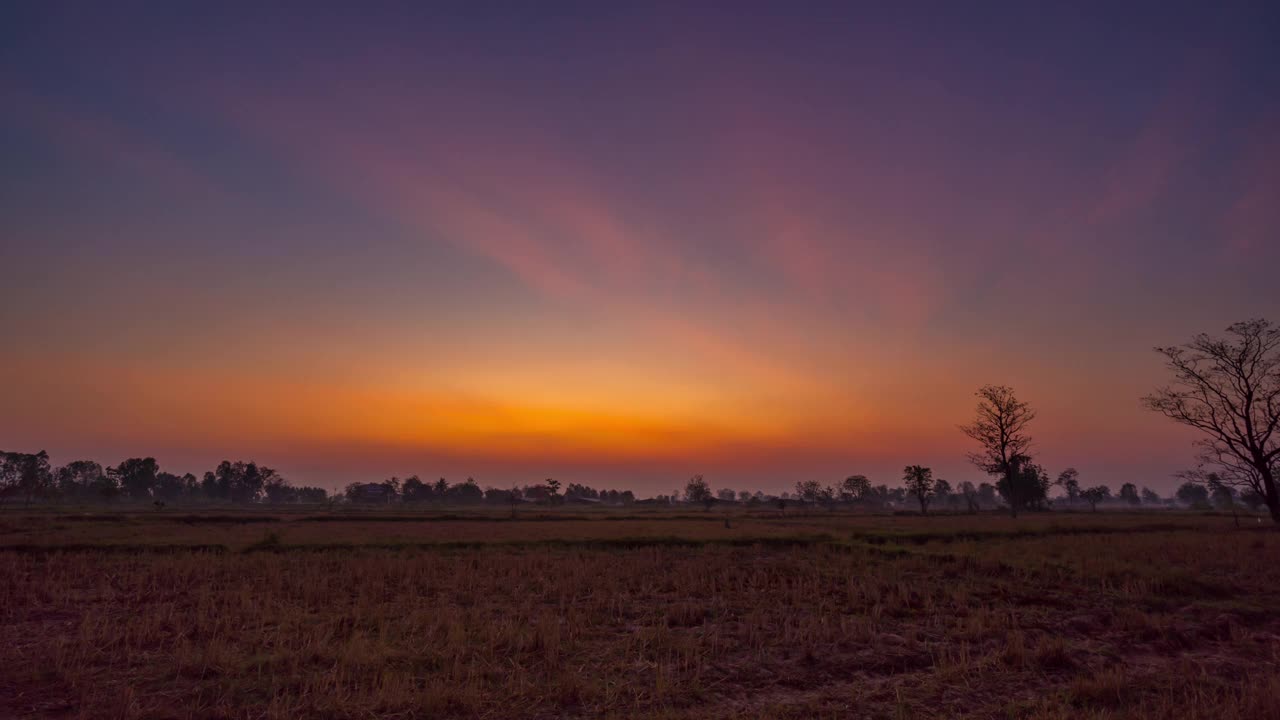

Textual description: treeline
[0,451,326,505]
[682,457,1266,516]
[342,477,637,505]
[676,469,1216,515]
[0,451,651,508]
[2,447,1253,513]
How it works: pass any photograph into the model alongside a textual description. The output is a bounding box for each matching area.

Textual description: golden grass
[1,510,1277,718]
[0,507,1243,551]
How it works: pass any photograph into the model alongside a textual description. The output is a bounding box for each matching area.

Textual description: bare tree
[1143,319,1280,524]
[960,385,1036,517]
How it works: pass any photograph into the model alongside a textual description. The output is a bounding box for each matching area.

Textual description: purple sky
[2,2,1278,494]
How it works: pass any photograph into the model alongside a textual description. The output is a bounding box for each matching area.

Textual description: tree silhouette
[1118,483,1140,506]
[960,385,1036,517]
[402,475,428,502]
[958,481,980,513]
[112,458,159,500]
[932,478,953,509]
[1175,481,1210,508]
[683,475,711,506]
[902,465,935,515]
[794,479,822,505]
[1206,474,1237,511]
[995,455,1050,513]
[1144,319,1280,523]
[55,460,104,499]
[839,475,871,503]
[1056,468,1080,506]
[1,451,53,506]
[1080,485,1110,512]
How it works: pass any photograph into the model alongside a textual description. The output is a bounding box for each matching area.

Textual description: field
[3,508,1278,719]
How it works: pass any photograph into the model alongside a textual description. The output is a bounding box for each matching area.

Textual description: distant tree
[1080,485,1111,512]
[1144,319,1280,524]
[902,465,936,515]
[839,474,872,503]
[1204,473,1245,525]
[0,455,16,505]
[958,481,980,513]
[483,486,512,504]
[262,472,294,503]
[738,490,752,502]
[55,460,105,500]
[239,463,264,503]
[545,478,561,503]
[212,461,237,501]
[240,463,274,503]
[1141,487,1161,505]
[380,476,402,501]
[296,486,327,503]
[447,477,484,504]
[154,472,191,502]
[961,385,1036,517]
[817,484,838,511]
[434,477,451,496]
[2,451,53,506]
[91,472,120,502]
[1206,474,1237,510]
[196,471,215,500]
[977,482,998,508]
[112,457,160,501]
[1056,468,1081,505]
[794,479,823,505]
[342,482,363,503]
[932,478,953,509]
[684,475,712,508]
[401,475,429,502]
[521,484,550,502]
[1118,483,1140,506]
[565,483,599,501]
[1175,481,1210,508]
[999,456,1050,512]
[717,488,737,502]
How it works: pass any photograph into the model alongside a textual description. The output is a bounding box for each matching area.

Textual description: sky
[2,2,1278,495]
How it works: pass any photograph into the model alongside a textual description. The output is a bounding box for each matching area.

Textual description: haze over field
[3,3,1279,492]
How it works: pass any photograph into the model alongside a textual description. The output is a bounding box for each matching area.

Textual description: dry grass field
[3,508,1278,719]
